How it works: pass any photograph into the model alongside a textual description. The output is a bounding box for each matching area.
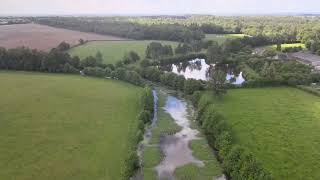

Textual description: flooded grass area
[141,88,223,180]
[175,139,224,180]
[142,91,182,179]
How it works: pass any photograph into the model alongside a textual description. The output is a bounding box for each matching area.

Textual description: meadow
[205,34,247,44]
[205,87,320,179]
[0,71,142,180]
[69,40,178,64]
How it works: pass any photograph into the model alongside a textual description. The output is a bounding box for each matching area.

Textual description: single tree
[209,68,227,96]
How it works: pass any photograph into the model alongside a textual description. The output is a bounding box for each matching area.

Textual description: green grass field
[205,34,247,44]
[205,87,320,179]
[0,71,142,180]
[266,43,306,50]
[69,40,178,64]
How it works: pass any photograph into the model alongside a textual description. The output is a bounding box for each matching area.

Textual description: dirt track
[0,23,127,51]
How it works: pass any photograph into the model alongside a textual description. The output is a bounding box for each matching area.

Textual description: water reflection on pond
[162,59,245,85]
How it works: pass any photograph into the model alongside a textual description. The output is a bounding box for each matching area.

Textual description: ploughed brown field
[0,23,127,51]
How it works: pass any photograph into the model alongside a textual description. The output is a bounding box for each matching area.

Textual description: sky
[1,0,319,16]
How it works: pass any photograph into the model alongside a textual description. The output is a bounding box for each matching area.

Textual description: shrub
[136,130,144,144]
[191,91,202,106]
[61,63,79,74]
[83,66,105,77]
[137,120,145,133]
[121,151,140,180]
[138,110,152,124]
[184,79,204,95]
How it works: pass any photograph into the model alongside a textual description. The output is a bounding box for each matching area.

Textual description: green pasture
[205,87,320,179]
[0,71,142,180]
[69,40,178,64]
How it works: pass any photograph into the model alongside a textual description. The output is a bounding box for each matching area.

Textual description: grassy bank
[69,40,178,64]
[0,71,142,180]
[204,87,320,179]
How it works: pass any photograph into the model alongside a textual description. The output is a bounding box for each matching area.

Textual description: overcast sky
[1,0,319,15]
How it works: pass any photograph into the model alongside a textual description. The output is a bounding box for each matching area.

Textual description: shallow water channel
[135,89,226,180]
[155,95,204,180]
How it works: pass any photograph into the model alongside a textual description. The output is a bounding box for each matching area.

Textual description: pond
[161,58,245,85]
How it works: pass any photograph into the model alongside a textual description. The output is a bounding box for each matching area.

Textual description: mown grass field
[205,87,320,179]
[69,40,178,64]
[0,71,142,180]
[205,34,247,44]
[266,43,306,50]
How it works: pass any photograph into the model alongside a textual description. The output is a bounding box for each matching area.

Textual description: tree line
[191,93,272,180]
[127,15,320,45]
[121,86,154,179]
[35,17,204,42]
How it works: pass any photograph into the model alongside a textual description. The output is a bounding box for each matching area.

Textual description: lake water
[163,58,245,85]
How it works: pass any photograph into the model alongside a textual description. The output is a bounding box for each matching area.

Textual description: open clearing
[205,87,320,179]
[69,40,178,64]
[0,71,142,180]
[0,23,127,51]
[205,34,247,44]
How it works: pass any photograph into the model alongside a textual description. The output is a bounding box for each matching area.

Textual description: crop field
[69,40,178,64]
[205,87,320,179]
[205,34,247,44]
[0,71,142,180]
[0,23,126,51]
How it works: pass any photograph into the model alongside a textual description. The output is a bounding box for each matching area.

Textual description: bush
[61,63,79,74]
[138,110,152,124]
[137,120,145,133]
[184,79,204,95]
[141,86,154,113]
[191,91,202,106]
[121,151,140,180]
[136,130,144,144]
[83,66,105,77]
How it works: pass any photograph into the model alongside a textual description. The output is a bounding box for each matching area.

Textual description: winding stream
[155,95,204,180]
